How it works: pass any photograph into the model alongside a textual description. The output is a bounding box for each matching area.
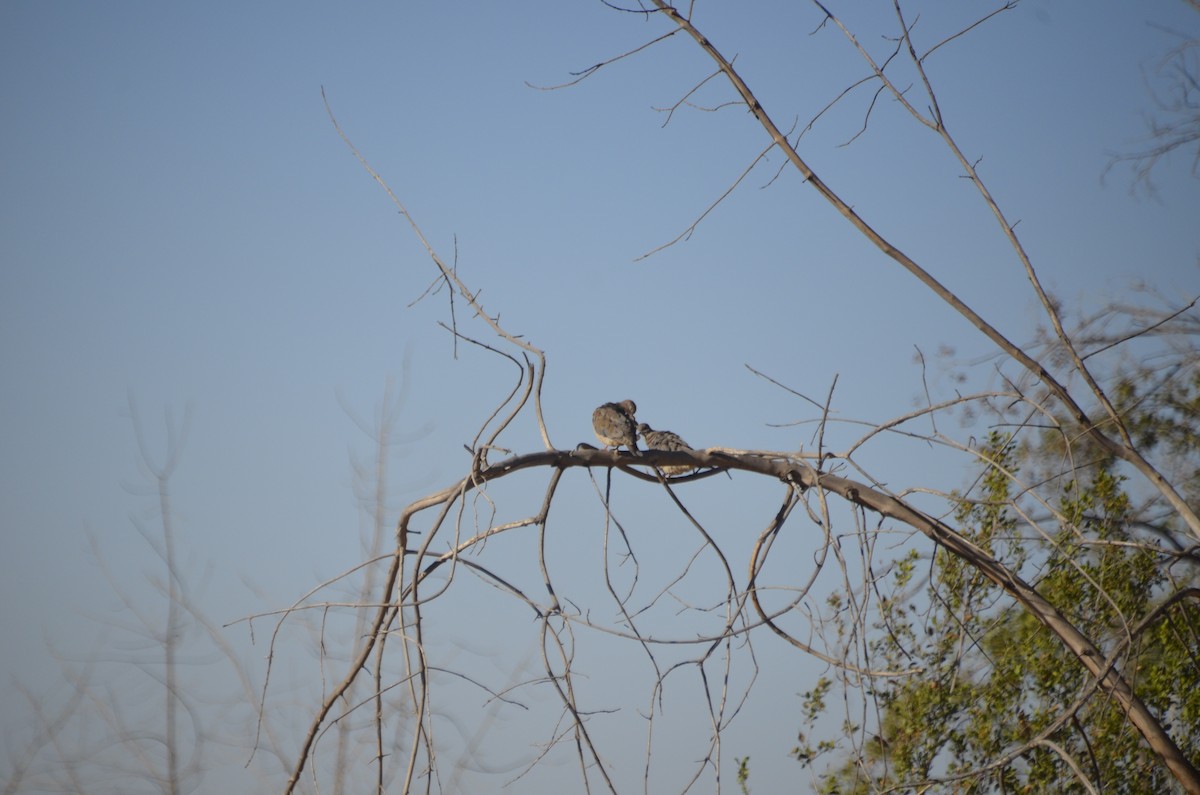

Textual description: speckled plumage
[593,400,640,455]
[637,422,694,475]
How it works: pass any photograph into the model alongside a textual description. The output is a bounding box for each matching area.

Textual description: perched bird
[637,422,694,475]
[593,400,640,455]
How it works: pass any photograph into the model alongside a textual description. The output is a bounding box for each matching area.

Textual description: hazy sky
[2,1,1197,791]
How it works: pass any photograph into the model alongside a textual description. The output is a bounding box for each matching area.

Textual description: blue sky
[1,1,1197,791]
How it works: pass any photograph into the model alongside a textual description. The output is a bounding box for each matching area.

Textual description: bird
[637,422,694,475]
[592,400,640,455]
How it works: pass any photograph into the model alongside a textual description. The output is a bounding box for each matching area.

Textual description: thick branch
[438,445,1200,791]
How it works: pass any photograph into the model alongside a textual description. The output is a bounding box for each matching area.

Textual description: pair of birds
[592,399,694,475]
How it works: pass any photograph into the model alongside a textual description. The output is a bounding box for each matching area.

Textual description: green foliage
[793,677,837,769]
[1120,369,1200,456]
[810,380,1200,794]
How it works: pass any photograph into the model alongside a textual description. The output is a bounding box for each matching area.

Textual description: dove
[592,400,640,455]
[637,422,694,475]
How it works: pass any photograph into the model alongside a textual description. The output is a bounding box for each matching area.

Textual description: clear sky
[1,1,1197,792]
